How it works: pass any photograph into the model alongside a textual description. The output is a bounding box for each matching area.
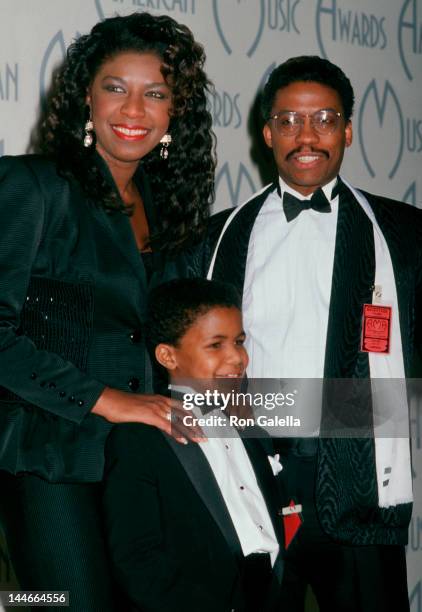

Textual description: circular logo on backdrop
[39,31,68,99]
[95,0,106,20]
[403,180,417,205]
[212,0,265,57]
[398,0,422,81]
[358,80,404,180]
[258,62,277,93]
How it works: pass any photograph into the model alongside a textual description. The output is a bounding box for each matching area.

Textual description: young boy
[103,278,285,612]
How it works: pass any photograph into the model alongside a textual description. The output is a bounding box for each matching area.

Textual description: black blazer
[103,423,286,612]
[205,180,422,545]
[0,154,199,482]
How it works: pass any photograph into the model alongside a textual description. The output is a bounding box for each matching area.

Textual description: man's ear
[345,120,353,147]
[262,123,273,149]
[155,343,178,370]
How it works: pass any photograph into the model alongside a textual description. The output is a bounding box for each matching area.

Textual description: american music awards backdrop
[0,1,421,609]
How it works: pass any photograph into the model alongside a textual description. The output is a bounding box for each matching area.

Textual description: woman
[0,12,214,611]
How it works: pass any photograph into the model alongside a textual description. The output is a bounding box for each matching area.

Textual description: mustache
[286,147,329,160]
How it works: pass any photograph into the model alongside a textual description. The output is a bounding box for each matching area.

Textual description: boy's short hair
[146,278,241,351]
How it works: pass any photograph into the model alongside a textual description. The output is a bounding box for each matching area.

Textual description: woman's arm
[0,156,202,441]
[92,387,203,441]
[0,155,104,423]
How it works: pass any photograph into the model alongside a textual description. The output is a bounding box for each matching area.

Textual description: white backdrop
[0,1,421,609]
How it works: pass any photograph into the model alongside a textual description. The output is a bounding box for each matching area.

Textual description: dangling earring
[160,133,172,159]
[84,114,94,148]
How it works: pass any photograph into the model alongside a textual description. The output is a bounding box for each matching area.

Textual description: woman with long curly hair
[0,12,214,611]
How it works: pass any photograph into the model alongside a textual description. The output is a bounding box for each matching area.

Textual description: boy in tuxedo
[103,278,287,612]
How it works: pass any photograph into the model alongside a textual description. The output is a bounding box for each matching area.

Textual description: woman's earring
[160,133,172,159]
[84,116,94,148]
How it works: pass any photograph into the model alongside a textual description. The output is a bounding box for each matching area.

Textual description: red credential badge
[361,304,392,353]
[282,500,303,549]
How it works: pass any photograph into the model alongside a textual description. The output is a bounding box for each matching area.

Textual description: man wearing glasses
[206,56,422,611]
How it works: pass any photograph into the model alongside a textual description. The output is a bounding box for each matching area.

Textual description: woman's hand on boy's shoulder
[92,387,206,444]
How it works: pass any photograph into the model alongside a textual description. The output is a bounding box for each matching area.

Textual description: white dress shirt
[243,176,339,379]
[171,386,280,564]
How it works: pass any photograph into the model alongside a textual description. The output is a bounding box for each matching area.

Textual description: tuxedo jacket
[0,154,201,482]
[203,180,422,545]
[103,422,285,612]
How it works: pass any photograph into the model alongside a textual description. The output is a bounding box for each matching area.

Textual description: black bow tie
[283,188,332,222]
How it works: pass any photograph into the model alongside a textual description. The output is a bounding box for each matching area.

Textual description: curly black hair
[38,12,216,253]
[146,278,241,350]
[261,55,355,123]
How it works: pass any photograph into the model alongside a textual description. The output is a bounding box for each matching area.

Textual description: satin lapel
[163,435,243,559]
[136,165,164,274]
[211,184,277,295]
[319,186,379,536]
[89,154,148,286]
[92,207,148,287]
[324,184,375,378]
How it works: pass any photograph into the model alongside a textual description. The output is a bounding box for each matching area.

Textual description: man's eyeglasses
[268,109,342,136]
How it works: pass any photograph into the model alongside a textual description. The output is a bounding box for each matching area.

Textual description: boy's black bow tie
[283,188,332,222]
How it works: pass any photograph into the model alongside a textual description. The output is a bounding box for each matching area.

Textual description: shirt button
[68,395,76,403]
[30,372,37,380]
[129,329,142,343]
[128,377,140,392]
[77,400,85,407]
[49,382,56,389]
[225,444,230,450]
[240,486,244,491]
[59,391,66,398]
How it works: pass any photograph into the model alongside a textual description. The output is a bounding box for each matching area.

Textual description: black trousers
[281,523,409,612]
[275,450,410,612]
[0,471,116,612]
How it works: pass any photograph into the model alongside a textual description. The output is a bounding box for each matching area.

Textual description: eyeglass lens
[273,110,340,135]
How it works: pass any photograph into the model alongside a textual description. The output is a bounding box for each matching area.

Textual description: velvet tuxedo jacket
[204,180,422,545]
[103,422,285,612]
[0,154,200,482]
